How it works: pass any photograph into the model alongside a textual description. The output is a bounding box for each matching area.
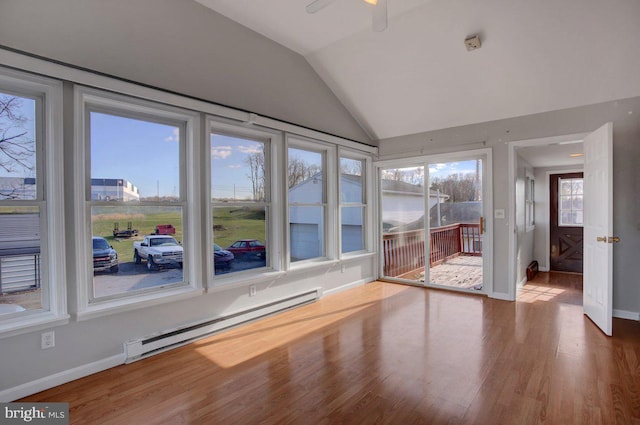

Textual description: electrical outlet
[249,285,256,297]
[41,331,55,349]
[341,264,346,273]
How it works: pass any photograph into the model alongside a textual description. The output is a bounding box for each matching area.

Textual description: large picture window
[0,68,65,333]
[77,88,197,309]
[210,131,270,276]
[287,142,329,263]
[339,155,367,254]
[0,91,41,314]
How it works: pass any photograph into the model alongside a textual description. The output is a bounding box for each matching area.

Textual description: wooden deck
[397,255,483,289]
[20,277,640,424]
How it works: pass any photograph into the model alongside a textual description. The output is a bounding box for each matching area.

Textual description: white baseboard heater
[124,288,321,363]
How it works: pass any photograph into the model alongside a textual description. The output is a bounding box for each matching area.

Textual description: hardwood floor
[22,279,640,424]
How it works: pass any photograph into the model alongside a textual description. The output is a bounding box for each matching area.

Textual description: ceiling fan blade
[372,0,387,31]
[306,0,335,14]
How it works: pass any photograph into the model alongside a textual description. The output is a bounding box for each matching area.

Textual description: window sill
[339,251,376,263]
[75,286,204,321]
[0,311,70,340]
[288,258,340,275]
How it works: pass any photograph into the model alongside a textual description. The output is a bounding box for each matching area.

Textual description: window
[287,139,333,263]
[76,87,199,313]
[525,174,535,231]
[339,154,367,254]
[558,177,583,226]
[0,67,66,334]
[210,130,270,277]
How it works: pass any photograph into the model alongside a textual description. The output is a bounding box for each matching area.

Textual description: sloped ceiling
[196,0,640,141]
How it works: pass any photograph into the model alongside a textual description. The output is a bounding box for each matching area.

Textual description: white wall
[378,96,640,313]
[0,0,371,145]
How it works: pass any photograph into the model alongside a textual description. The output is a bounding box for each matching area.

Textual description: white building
[0,177,140,201]
[289,174,448,259]
[91,178,140,201]
[0,177,37,200]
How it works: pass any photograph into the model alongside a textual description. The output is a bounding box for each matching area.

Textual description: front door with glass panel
[380,154,487,292]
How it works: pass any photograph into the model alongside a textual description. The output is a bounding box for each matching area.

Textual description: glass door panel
[426,158,484,290]
[380,166,426,284]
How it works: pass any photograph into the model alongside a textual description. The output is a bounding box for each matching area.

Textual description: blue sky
[210,136,325,200]
[429,160,480,180]
[211,134,264,200]
[91,112,180,198]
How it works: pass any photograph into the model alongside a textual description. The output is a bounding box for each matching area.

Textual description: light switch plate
[494,209,505,219]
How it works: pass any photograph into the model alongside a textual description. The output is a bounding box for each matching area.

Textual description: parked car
[226,239,266,259]
[154,224,176,235]
[92,236,119,273]
[214,244,234,270]
[133,235,183,270]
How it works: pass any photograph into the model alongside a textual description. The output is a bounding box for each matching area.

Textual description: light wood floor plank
[20,273,640,424]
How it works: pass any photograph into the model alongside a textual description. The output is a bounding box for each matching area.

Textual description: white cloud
[227,164,242,169]
[164,128,179,142]
[237,144,262,154]
[429,163,447,173]
[211,146,232,159]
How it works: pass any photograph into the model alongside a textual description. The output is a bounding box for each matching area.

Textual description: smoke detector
[465,35,482,51]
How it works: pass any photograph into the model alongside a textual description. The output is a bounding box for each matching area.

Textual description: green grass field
[212,206,266,248]
[91,206,266,262]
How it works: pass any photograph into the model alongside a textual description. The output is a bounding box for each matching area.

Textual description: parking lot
[94,255,268,297]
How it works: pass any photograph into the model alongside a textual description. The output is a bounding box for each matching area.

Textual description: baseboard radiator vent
[124,288,321,363]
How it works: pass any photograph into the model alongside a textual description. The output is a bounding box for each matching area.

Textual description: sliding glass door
[378,151,490,292]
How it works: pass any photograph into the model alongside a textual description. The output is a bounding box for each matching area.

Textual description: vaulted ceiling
[196,0,640,141]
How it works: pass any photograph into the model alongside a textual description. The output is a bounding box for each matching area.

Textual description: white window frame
[285,135,337,268]
[525,171,535,232]
[74,86,202,319]
[558,176,584,227]
[206,118,285,288]
[0,67,68,338]
[338,148,372,257]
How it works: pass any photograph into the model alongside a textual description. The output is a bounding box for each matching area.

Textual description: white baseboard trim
[489,292,514,301]
[613,309,640,321]
[0,353,124,402]
[516,276,527,290]
[323,277,373,297]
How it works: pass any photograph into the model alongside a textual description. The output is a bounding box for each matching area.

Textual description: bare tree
[245,146,266,201]
[0,95,35,200]
[340,159,362,176]
[430,173,477,202]
[288,157,320,189]
[0,95,35,173]
[381,167,424,186]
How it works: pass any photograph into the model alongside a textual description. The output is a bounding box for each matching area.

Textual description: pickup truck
[133,235,183,270]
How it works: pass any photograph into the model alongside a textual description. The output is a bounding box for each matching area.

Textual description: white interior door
[583,122,614,336]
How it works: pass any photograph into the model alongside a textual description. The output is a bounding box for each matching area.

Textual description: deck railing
[382,223,481,277]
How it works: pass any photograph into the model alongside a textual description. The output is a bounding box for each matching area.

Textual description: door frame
[507,132,587,300]
[375,147,494,296]
[543,169,583,272]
